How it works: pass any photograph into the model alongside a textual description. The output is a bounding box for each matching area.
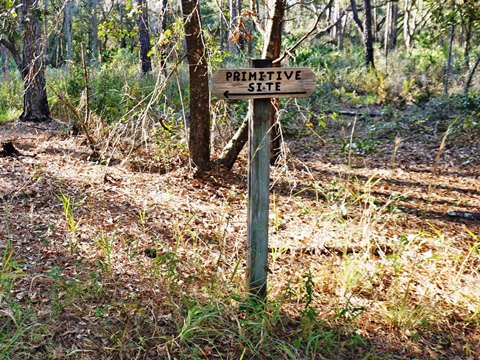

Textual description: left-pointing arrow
[224,91,307,98]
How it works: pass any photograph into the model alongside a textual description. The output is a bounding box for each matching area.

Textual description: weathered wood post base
[247,59,273,300]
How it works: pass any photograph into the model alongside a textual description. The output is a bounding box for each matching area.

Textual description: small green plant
[300,271,318,327]
[235,295,283,357]
[335,296,366,322]
[93,233,115,274]
[0,238,26,303]
[138,208,147,227]
[1,205,26,302]
[177,303,223,344]
[56,192,81,235]
[48,266,64,315]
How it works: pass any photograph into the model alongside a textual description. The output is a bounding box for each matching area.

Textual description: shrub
[0,73,22,123]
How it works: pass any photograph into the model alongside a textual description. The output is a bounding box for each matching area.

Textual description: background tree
[350,0,374,68]
[263,0,284,164]
[1,44,9,73]
[20,0,51,122]
[92,0,98,61]
[444,0,456,95]
[384,0,398,56]
[0,0,23,71]
[182,0,211,171]
[362,0,374,68]
[64,0,72,60]
[137,0,151,73]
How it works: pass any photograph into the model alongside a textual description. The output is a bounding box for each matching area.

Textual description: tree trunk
[237,0,244,50]
[463,21,472,67]
[464,54,480,94]
[263,0,284,164]
[44,0,48,63]
[390,1,398,49]
[371,0,377,42]
[332,0,345,49]
[228,0,238,53]
[92,0,98,61]
[119,0,126,49]
[20,0,51,122]
[137,0,152,73]
[350,0,364,35]
[362,0,375,68]
[161,0,171,30]
[64,0,72,61]
[384,0,391,55]
[0,36,22,73]
[444,0,455,95]
[1,45,8,74]
[403,0,412,49]
[181,0,211,171]
[384,0,398,55]
[217,116,249,169]
[219,0,225,51]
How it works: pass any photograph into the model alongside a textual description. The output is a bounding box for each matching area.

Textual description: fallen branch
[322,109,383,117]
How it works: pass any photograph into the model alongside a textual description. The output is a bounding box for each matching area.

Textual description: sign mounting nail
[212,67,316,99]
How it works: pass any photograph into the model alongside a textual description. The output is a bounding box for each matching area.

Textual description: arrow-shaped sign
[223,90,308,99]
[212,67,316,100]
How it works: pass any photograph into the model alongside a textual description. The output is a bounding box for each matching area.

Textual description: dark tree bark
[20,0,50,122]
[137,0,152,73]
[362,0,375,68]
[119,0,127,48]
[350,0,364,33]
[181,0,211,171]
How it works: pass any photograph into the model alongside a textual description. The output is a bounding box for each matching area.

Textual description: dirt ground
[1,116,479,359]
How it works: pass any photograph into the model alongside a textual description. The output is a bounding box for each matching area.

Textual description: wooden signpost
[213,60,316,300]
[212,66,316,100]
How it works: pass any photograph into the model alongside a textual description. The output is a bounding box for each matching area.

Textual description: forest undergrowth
[0,90,479,359]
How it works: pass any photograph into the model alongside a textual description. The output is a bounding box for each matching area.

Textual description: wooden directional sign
[212,67,316,99]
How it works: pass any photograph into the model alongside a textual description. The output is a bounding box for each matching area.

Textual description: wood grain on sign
[211,67,316,99]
